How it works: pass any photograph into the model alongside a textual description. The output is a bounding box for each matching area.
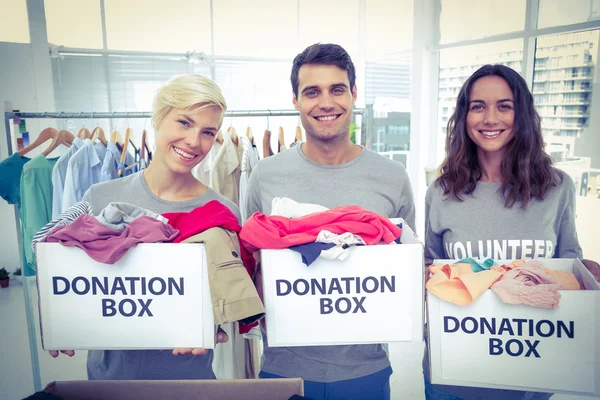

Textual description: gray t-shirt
[82,171,240,380]
[423,170,582,400]
[245,143,416,382]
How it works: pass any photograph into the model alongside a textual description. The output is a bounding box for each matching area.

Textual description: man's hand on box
[172,327,229,356]
[49,350,75,358]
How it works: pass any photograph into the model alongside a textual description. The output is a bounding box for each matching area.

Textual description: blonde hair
[152,74,227,131]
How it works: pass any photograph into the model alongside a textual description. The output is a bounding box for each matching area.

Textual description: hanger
[110,130,124,145]
[42,129,74,157]
[77,127,92,139]
[118,127,134,177]
[245,126,254,145]
[295,126,303,142]
[263,129,274,159]
[216,130,224,144]
[228,126,239,147]
[141,128,152,164]
[110,130,124,153]
[92,126,107,145]
[278,126,285,152]
[18,127,58,157]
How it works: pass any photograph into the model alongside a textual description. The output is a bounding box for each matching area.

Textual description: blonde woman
[50,74,237,380]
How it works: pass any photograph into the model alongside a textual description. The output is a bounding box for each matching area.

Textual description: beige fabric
[183,227,264,325]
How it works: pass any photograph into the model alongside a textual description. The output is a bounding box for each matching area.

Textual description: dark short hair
[291,43,356,98]
[437,64,560,208]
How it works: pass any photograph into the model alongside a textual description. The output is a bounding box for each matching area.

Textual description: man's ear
[292,92,299,110]
[352,84,358,105]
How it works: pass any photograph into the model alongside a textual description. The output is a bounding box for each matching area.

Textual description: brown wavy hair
[437,64,560,208]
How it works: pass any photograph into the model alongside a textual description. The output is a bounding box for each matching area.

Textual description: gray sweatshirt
[82,171,240,380]
[245,143,416,382]
[423,169,582,400]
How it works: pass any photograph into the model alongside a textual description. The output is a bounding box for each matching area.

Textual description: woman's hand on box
[49,350,75,358]
[171,327,229,356]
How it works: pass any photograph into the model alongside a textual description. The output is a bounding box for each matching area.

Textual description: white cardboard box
[261,220,424,347]
[428,258,600,396]
[36,243,215,350]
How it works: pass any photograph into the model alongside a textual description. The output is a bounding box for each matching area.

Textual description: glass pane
[213,0,297,58]
[437,39,524,163]
[104,0,211,52]
[538,0,600,29]
[45,0,103,48]
[0,0,29,43]
[297,0,360,59]
[215,59,306,160]
[365,0,413,58]
[533,29,600,262]
[440,0,526,44]
[364,55,412,155]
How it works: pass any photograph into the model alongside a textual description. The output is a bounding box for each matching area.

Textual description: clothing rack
[3,107,365,393]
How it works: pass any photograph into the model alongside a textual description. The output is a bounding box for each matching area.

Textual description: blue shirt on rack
[100,141,135,182]
[51,137,84,218]
[62,139,104,212]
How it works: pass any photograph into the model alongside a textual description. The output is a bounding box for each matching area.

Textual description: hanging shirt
[99,141,134,182]
[239,136,260,221]
[94,142,107,164]
[211,131,241,205]
[193,141,221,186]
[51,137,84,218]
[62,139,103,212]
[20,154,59,276]
[0,153,30,205]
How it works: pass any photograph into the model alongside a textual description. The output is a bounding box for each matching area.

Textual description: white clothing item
[211,131,241,205]
[270,197,329,218]
[316,230,367,261]
[192,141,220,186]
[239,136,260,221]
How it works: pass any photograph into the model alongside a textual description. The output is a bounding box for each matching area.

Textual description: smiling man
[245,43,416,400]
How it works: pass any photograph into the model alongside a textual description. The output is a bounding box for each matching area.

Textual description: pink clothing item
[240,206,401,252]
[491,260,561,308]
[44,214,179,264]
[426,263,504,306]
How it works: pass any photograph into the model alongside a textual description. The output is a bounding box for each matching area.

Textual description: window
[538,0,600,29]
[103,0,211,52]
[213,0,297,58]
[0,0,29,43]
[533,30,600,251]
[45,0,102,48]
[297,0,360,59]
[365,0,413,58]
[440,0,526,44]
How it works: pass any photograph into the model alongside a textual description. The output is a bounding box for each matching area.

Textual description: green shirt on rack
[20,154,59,276]
[0,152,30,205]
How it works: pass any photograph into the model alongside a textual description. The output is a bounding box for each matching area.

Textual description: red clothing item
[163,200,242,243]
[162,200,257,334]
[240,206,402,252]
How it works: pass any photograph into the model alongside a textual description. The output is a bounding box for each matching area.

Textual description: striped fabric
[31,201,92,253]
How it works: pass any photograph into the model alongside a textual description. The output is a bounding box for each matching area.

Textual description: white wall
[0,0,55,273]
[0,41,39,272]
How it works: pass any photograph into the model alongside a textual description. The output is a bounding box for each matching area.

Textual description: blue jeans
[424,376,463,400]
[259,366,392,400]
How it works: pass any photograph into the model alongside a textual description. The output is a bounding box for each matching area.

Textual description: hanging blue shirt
[62,139,103,212]
[100,141,135,182]
[51,137,84,218]
[0,153,30,206]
